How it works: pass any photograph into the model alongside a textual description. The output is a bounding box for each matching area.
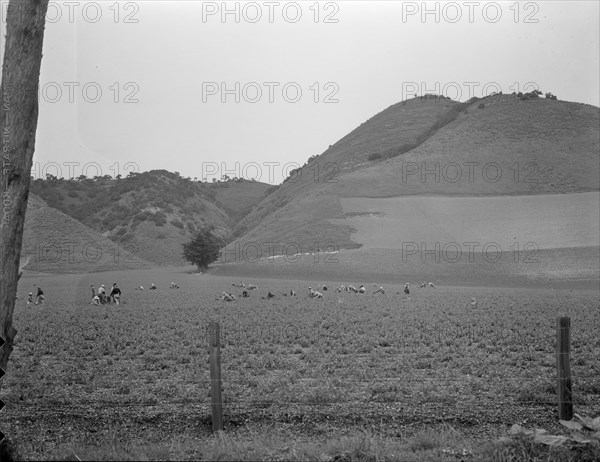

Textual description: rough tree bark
[0,0,49,390]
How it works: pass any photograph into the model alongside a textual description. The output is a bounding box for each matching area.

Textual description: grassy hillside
[210,179,272,223]
[229,95,600,258]
[233,95,460,241]
[338,95,600,196]
[22,194,152,273]
[29,171,270,266]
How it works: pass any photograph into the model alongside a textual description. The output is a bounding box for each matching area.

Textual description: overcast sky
[2,1,599,184]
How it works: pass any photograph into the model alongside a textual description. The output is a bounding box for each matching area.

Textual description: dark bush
[478,103,485,109]
[150,211,167,226]
[121,232,134,241]
[368,152,383,161]
[264,185,279,197]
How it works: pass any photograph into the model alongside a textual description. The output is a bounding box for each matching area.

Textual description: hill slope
[210,179,273,223]
[30,171,270,266]
[22,194,152,273]
[227,95,600,259]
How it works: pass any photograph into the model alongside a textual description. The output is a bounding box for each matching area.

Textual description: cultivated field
[334,192,600,250]
[3,268,600,460]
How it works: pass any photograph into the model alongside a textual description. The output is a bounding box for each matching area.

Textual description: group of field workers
[218,280,440,301]
[335,283,388,294]
[90,283,121,305]
[25,285,45,305]
[219,281,429,301]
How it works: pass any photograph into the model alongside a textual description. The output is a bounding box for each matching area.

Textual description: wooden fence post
[208,321,223,432]
[557,317,573,420]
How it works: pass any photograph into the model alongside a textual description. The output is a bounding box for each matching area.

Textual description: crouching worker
[98,284,107,304]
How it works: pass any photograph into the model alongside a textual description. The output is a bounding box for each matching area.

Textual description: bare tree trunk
[0,0,49,389]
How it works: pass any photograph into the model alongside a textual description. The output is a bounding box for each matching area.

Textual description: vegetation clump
[182,226,226,272]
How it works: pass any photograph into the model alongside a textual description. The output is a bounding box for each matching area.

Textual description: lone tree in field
[1,0,50,397]
[182,227,225,272]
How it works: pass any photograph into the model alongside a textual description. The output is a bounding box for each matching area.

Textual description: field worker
[308,287,323,298]
[27,292,33,305]
[404,283,410,295]
[242,290,249,298]
[150,283,157,290]
[97,284,106,304]
[290,289,296,296]
[420,282,426,288]
[91,295,100,306]
[372,283,385,294]
[358,285,366,293]
[347,285,358,293]
[428,282,435,288]
[267,292,275,298]
[35,286,45,304]
[221,292,236,301]
[110,283,122,305]
[91,284,96,299]
[247,284,257,290]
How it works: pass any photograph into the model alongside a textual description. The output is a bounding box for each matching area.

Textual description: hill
[227,94,600,259]
[209,179,272,223]
[29,171,270,266]
[21,193,152,273]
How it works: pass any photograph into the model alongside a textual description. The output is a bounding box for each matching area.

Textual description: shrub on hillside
[519,90,543,101]
[102,216,120,230]
[264,185,279,197]
[368,152,383,161]
[171,219,184,229]
[478,103,485,109]
[134,211,151,222]
[150,211,167,226]
[121,232,134,241]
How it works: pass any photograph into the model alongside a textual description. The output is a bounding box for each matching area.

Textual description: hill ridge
[228,95,600,258]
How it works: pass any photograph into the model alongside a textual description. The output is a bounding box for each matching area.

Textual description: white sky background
[2,1,599,184]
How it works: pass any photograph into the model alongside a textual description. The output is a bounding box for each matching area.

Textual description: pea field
[2,267,599,460]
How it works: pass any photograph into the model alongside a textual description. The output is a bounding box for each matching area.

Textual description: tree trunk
[0,0,49,389]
